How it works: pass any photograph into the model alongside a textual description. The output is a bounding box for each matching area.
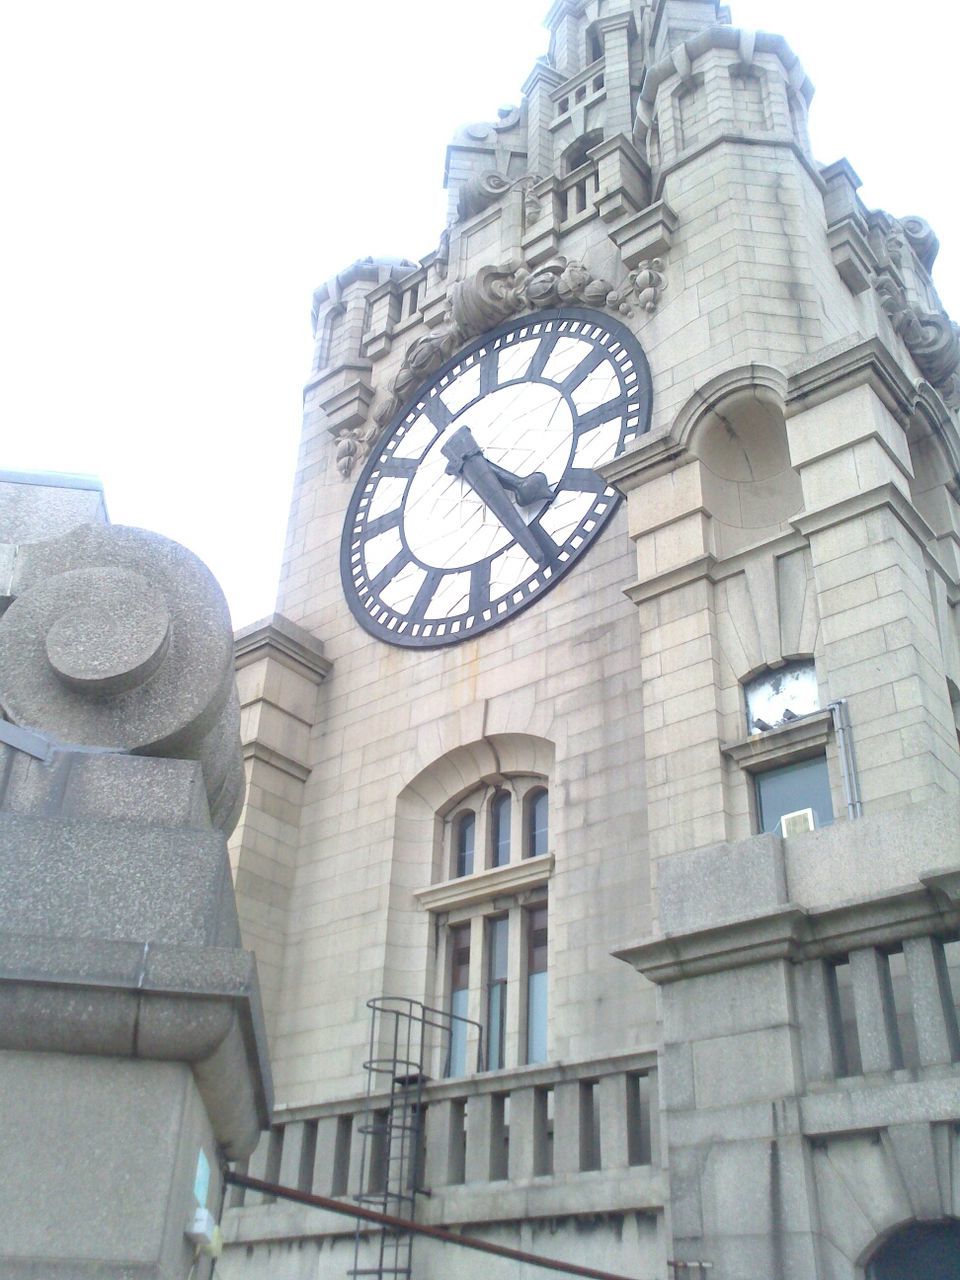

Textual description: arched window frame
[452,809,476,879]
[523,785,549,859]
[423,769,554,1075]
[489,790,512,868]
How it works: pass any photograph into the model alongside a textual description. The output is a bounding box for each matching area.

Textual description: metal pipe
[224,1172,641,1280]
[829,698,863,820]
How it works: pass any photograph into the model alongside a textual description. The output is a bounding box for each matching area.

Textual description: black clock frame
[340,306,653,648]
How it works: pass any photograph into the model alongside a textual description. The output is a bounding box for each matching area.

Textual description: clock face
[341,307,653,647]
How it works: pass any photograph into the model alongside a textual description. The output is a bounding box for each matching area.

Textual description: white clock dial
[342,308,653,647]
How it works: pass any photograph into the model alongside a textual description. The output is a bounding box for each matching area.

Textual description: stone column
[232,613,330,1042]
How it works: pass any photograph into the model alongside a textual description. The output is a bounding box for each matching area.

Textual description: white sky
[2,1,958,628]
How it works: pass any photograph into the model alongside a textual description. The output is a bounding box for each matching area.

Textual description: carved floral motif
[366,258,663,439]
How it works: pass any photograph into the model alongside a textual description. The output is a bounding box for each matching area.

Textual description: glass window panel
[491,792,511,867]
[527,971,547,1064]
[526,904,548,1064]
[447,924,471,1077]
[455,812,475,877]
[744,660,819,732]
[526,788,548,857]
[487,916,508,1070]
[755,755,834,833]
[449,988,469,1078]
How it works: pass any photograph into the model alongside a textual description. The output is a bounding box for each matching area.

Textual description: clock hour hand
[484,460,554,506]
[441,425,551,567]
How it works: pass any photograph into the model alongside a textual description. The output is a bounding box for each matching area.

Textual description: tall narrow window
[526,903,548,1064]
[487,916,509,1070]
[525,788,548,857]
[490,792,511,867]
[454,812,475,877]
[447,924,471,1077]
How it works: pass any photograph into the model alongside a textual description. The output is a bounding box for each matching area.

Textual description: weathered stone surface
[0,520,243,834]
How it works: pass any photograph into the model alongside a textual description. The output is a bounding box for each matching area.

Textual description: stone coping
[0,931,273,1158]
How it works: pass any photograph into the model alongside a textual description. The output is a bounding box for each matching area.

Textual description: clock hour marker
[424,395,453,431]
[527,332,561,379]
[558,346,607,397]
[574,396,629,434]
[479,348,498,396]
[368,548,412,594]
[379,456,418,478]
[469,560,491,615]
[363,508,402,539]
[409,567,445,618]
[557,467,606,495]
[570,360,622,415]
[540,336,593,384]
[379,559,427,613]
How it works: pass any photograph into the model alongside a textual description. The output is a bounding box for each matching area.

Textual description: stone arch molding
[378,731,557,1009]
[809,1122,960,1278]
[663,365,821,703]
[398,732,557,827]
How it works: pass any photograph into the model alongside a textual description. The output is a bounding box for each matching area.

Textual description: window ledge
[416,853,554,913]
[721,709,833,772]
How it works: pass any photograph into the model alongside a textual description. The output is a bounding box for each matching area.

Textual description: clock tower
[224,2,960,1278]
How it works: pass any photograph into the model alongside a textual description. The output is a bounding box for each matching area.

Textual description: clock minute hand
[441,425,551,567]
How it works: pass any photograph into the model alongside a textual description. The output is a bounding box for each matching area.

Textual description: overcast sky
[2,1,957,628]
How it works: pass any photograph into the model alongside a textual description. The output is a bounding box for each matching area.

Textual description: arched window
[867,1220,960,1279]
[524,787,549,858]
[454,811,475,878]
[490,792,511,867]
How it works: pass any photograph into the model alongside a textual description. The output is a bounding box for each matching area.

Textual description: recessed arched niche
[690,387,803,559]
[905,413,960,542]
[866,1218,960,1280]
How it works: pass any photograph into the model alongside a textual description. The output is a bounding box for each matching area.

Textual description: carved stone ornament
[876,274,960,410]
[335,425,377,480]
[455,170,545,228]
[370,258,657,432]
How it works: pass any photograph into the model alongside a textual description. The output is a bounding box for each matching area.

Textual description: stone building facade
[222,2,960,1276]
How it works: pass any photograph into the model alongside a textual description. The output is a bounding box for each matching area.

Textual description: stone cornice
[234,613,331,683]
[791,480,935,550]
[786,336,919,425]
[415,853,553,914]
[653,134,826,201]
[722,709,833,772]
[639,27,812,106]
[616,869,960,985]
[0,932,272,1156]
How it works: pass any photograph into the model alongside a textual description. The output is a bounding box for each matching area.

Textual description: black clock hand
[441,425,551,566]
[484,460,553,506]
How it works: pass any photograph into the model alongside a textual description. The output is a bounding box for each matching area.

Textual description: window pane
[756,755,834,833]
[527,972,547,1064]
[487,916,508,1070]
[744,660,819,732]
[526,789,548,858]
[455,812,475,877]
[449,987,469,1077]
[448,924,470,1077]
[491,793,511,867]
[526,905,548,1064]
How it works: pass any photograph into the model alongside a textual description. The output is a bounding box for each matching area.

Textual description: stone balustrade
[226,1052,663,1241]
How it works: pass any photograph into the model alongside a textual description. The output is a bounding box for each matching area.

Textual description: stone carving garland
[369,258,664,438]
[876,275,960,410]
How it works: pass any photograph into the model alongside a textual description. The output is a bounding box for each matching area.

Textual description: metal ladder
[348,996,482,1279]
